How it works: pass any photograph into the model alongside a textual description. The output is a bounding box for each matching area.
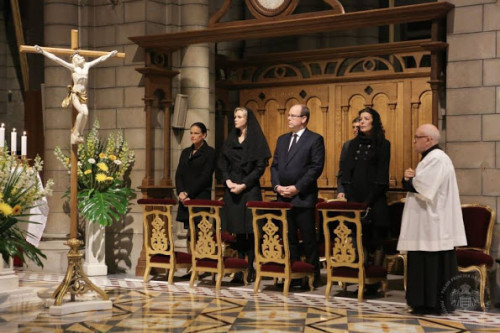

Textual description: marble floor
[1,270,500,332]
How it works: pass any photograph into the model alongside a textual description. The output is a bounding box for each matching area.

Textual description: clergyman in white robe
[397,131,466,315]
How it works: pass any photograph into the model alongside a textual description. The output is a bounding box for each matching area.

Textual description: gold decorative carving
[195,216,217,256]
[261,219,282,260]
[332,220,356,263]
[151,215,168,252]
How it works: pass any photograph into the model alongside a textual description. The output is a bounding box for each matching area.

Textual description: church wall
[445,0,500,303]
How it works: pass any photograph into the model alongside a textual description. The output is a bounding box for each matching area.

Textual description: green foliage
[55,121,135,226]
[0,153,54,267]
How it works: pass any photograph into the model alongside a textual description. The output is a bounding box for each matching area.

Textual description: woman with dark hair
[175,122,216,228]
[218,107,271,283]
[339,107,391,266]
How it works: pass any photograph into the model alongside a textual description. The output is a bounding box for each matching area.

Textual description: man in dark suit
[271,104,325,287]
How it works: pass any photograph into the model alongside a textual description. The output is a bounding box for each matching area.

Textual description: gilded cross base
[52,238,109,306]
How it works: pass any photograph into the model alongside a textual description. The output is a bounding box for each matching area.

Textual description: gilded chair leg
[308,274,314,291]
[479,266,486,311]
[358,282,364,302]
[325,280,332,299]
[168,267,175,284]
[254,276,261,293]
[143,265,151,282]
[189,270,196,287]
[216,273,222,290]
[283,279,291,296]
[243,270,248,286]
[401,254,407,292]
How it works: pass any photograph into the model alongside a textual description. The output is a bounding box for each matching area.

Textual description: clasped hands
[275,185,299,198]
[404,168,415,181]
[226,179,247,195]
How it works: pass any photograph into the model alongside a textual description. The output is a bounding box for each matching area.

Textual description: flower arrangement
[55,121,135,227]
[0,152,54,267]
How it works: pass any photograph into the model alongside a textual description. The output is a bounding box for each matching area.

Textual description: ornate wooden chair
[383,198,407,291]
[184,199,248,289]
[456,204,496,310]
[138,198,192,283]
[247,201,314,296]
[317,201,387,301]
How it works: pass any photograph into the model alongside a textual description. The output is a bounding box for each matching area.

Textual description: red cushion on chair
[261,261,314,273]
[150,251,192,264]
[246,201,292,209]
[316,201,367,210]
[462,207,492,249]
[221,232,236,243]
[224,257,248,269]
[331,264,387,278]
[195,257,248,269]
[138,198,177,205]
[184,199,224,207]
[175,251,192,264]
[456,249,494,268]
[196,258,218,268]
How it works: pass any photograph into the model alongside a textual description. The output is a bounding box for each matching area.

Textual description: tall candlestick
[21,131,27,157]
[11,128,16,155]
[0,123,4,149]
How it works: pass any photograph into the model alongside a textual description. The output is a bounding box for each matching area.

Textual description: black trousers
[287,207,320,279]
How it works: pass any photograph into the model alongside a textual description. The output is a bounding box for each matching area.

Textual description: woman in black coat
[175,122,216,228]
[218,107,271,282]
[339,107,391,265]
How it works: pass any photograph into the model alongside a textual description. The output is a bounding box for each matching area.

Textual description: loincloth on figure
[61,85,87,108]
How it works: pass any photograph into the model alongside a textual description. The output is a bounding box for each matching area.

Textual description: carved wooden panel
[239,77,431,191]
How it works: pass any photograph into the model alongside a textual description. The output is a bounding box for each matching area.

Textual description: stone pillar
[33,0,80,272]
[171,1,210,249]
[445,0,500,305]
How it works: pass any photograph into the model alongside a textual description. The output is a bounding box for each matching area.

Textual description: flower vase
[83,219,108,276]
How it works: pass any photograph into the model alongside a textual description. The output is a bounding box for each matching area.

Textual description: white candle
[11,128,16,154]
[21,131,27,156]
[0,123,4,148]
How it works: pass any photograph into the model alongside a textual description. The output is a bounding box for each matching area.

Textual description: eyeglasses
[413,135,428,140]
[288,114,304,118]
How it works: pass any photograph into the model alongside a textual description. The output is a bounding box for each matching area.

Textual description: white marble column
[83,221,107,276]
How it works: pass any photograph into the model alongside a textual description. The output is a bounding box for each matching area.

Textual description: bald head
[414,124,440,153]
[418,124,440,143]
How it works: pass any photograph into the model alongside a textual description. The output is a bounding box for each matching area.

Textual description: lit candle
[21,131,27,156]
[11,128,16,155]
[0,123,4,149]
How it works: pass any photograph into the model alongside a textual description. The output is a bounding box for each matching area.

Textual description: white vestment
[397,149,467,252]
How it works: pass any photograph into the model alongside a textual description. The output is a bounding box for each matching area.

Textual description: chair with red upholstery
[138,198,192,283]
[383,198,407,290]
[317,201,387,301]
[456,204,496,310]
[184,199,248,290]
[247,201,314,296]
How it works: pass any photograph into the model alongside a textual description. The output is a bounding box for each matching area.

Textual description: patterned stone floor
[1,271,500,332]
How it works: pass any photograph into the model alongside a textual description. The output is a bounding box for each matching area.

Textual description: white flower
[88,158,96,164]
[113,160,122,165]
[77,161,82,167]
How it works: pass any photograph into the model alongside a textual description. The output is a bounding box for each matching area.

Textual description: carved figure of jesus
[34,45,118,144]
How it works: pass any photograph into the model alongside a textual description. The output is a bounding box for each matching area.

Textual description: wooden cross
[20,30,124,307]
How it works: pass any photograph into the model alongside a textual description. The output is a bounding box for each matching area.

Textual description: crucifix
[20,30,125,307]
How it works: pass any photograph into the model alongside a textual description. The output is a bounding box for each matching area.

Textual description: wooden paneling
[239,77,431,192]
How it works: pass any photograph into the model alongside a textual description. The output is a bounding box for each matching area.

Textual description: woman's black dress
[175,141,215,228]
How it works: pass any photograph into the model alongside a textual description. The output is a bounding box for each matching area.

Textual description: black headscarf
[221,108,271,164]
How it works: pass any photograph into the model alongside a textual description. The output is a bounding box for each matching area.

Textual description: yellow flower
[96,173,107,182]
[65,157,70,164]
[84,169,92,175]
[12,205,22,216]
[0,202,13,216]
[0,193,3,200]
[109,155,117,161]
[106,176,114,181]
[97,163,108,172]
[99,153,107,159]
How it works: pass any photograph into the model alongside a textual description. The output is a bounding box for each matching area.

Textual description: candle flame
[1,123,3,128]
[23,131,26,135]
